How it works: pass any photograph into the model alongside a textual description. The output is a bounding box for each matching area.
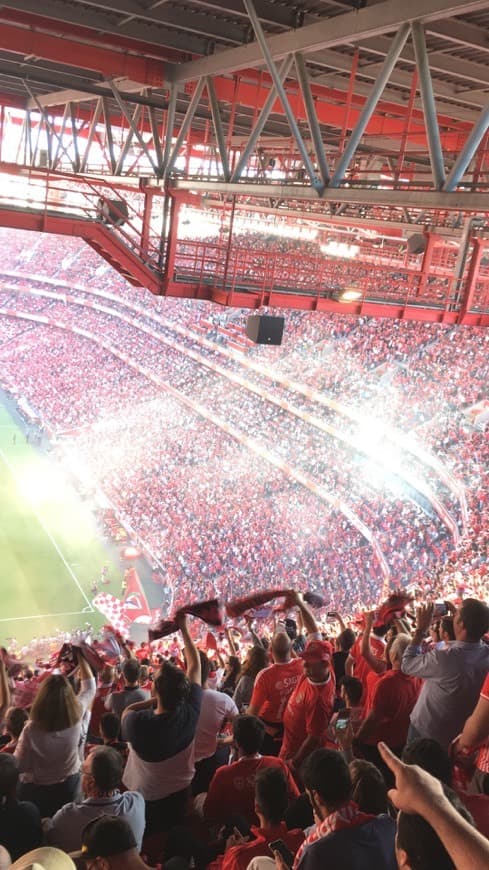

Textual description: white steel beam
[170,0,489,82]
[171,177,489,211]
[26,80,145,110]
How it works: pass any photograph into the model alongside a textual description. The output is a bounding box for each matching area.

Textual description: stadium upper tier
[0,228,487,616]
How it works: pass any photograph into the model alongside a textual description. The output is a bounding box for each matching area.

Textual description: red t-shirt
[220,822,304,870]
[249,659,304,725]
[366,669,421,747]
[362,670,381,716]
[349,636,385,690]
[204,756,300,825]
[280,674,335,761]
[476,672,489,774]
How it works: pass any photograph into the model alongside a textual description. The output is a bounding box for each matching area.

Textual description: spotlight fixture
[332,287,363,302]
[340,288,362,302]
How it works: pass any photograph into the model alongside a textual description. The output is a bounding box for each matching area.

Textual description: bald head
[272,631,292,663]
[0,846,10,870]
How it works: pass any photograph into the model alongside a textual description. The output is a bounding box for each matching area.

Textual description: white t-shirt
[15,677,96,785]
[194,689,238,763]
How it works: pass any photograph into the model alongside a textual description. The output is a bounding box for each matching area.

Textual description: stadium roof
[0,2,488,318]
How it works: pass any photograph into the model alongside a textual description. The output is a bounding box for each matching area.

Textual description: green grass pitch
[0,404,115,649]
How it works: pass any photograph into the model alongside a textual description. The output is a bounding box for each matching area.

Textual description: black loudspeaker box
[246,314,284,346]
[96,198,129,227]
[407,233,427,255]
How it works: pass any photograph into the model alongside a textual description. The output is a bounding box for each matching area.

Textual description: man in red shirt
[247,634,303,756]
[279,640,336,774]
[202,715,299,827]
[217,767,304,870]
[353,634,421,774]
[248,591,323,757]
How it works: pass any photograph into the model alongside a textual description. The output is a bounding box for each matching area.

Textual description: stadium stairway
[0,204,164,296]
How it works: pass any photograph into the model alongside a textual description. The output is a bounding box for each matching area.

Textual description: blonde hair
[30,674,82,732]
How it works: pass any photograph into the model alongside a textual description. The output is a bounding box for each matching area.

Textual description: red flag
[123,569,151,621]
[206,632,218,651]
[226,589,286,619]
[149,598,223,642]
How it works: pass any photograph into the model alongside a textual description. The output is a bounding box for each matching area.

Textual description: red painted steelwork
[0,22,165,86]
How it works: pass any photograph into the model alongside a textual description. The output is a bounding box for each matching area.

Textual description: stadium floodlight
[320,241,360,258]
[338,288,363,302]
[331,287,363,302]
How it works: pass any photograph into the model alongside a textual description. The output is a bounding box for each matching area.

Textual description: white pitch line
[0,610,94,623]
[0,446,94,613]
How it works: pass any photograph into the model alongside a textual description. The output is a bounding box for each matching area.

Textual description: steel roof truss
[293,51,330,185]
[101,96,116,173]
[444,102,489,191]
[108,79,159,175]
[80,98,102,173]
[411,22,445,189]
[243,0,322,192]
[330,24,410,187]
[230,55,294,183]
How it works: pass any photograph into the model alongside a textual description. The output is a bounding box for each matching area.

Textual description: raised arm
[401,604,444,678]
[225,625,238,656]
[76,652,96,712]
[360,612,386,675]
[178,613,201,686]
[286,590,318,637]
[329,611,347,633]
[378,742,489,870]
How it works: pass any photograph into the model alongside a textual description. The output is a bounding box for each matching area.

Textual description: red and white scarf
[293,801,374,869]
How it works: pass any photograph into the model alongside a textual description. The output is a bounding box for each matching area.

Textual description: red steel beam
[0,22,165,86]
[0,8,184,62]
[165,281,489,325]
[209,78,470,149]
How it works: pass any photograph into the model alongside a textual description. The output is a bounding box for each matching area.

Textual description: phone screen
[269,839,294,867]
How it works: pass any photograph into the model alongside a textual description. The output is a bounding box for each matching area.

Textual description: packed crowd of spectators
[0,228,487,867]
[0,228,487,613]
[0,589,488,869]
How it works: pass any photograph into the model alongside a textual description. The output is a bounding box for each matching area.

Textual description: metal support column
[163,195,182,288]
[243,0,322,192]
[140,188,153,258]
[411,21,446,190]
[101,98,116,174]
[231,56,293,182]
[330,24,410,188]
[69,103,81,173]
[163,85,177,171]
[294,52,330,185]
[444,103,489,191]
[457,237,484,322]
[81,99,103,173]
[147,103,165,177]
[165,78,206,179]
[417,231,439,298]
[205,76,230,181]
[452,216,476,306]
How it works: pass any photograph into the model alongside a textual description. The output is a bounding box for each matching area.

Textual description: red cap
[300,640,332,663]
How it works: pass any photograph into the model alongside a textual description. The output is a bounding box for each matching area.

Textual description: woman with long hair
[220,655,241,697]
[15,653,95,817]
[233,645,269,712]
